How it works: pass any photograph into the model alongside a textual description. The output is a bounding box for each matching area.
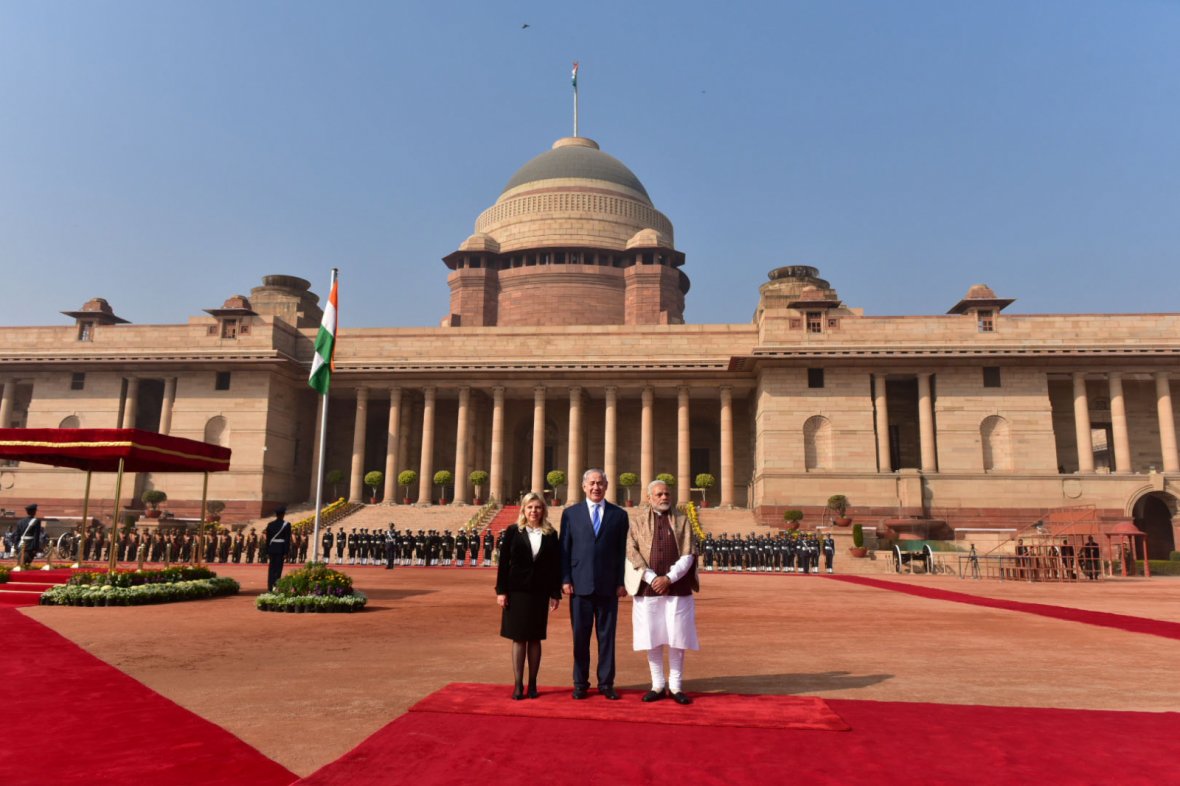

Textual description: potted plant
[546,470,567,505]
[694,473,716,508]
[325,469,345,500]
[363,470,384,504]
[827,494,852,526]
[141,489,167,518]
[433,470,454,505]
[205,500,225,523]
[618,472,639,507]
[849,524,868,558]
[655,473,676,499]
[783,509,803,531]
[469,470,489,504]
[397,470,417,504]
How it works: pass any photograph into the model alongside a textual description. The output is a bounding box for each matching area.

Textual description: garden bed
[41,576,239,606]
[256,562,367,614]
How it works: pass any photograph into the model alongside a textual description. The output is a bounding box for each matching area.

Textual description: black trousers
[267,546,287,591]
[569,593,619,690]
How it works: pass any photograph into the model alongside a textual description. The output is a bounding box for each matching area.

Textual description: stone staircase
[0,568,75,607]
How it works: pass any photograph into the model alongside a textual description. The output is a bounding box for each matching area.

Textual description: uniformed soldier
[245,530,258,563]
[822,534,835,574]
[384,525,397,569]
[441,530,455,566]
[264,505,291,592]
[12,504,42,570]
[455,530,469,568]
[322,528,334,564]
[346,529,357,565]
[481,528,494,566]
[335,528,346,563]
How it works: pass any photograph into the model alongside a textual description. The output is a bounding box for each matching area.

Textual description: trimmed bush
[41,577,239,606]
[259,562,366,614]
[69,566,216,588]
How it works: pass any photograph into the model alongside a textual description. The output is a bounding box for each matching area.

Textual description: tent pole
[108,458,125,573]
[74,470,91,568]
[200,472,209,567]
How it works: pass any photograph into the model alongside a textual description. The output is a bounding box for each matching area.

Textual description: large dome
[502,137,651,204]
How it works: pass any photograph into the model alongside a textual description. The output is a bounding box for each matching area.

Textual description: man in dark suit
[264,505,291,592]
[560,468,629,700]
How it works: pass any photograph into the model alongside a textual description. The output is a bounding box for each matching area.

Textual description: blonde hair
[516,492,555,536]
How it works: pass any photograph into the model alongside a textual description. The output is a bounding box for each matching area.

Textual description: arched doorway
[1132,493,1176,560]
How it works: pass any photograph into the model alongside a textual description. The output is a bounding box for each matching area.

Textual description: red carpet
[0,608,297,786]
[828,574,1180,640]
[299,686,1180,786]
[409,681,849,730]
[0,568,75,607]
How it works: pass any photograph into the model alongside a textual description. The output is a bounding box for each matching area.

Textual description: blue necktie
[592,504,601,536]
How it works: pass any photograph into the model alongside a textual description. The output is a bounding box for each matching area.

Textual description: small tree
[546,470,567,502]
[206,500,226,522]
[433,470,454,503]
[694,473,716,506]
[141,489,167,512]
[656,472,676,487]
[325,469,345,499]
[397,470,418,502]
[852,523,865,548]
[783,509,803,529]
[469,470,489,503]
[618,472,639,505]
[364,470,384,502]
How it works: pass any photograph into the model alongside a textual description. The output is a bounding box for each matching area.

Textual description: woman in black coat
[495,492,562,700]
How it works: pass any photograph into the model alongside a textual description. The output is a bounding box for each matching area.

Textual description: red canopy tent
[0,428,232,570]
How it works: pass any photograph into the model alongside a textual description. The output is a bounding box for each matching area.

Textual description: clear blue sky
[2,0,1177,328]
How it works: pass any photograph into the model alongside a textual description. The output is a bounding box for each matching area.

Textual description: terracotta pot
[370,497,378,504]
[552,499,562,506]
[786,521,800,531]
[474,497,483,505]
[145,510,161,519]
[403,498,412,504]
[835,517,852,527]
[701,500,710,508]
[625,500,633,508]
[848,546,869,558]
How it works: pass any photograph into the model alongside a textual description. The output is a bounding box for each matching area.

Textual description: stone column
[159,377,177,435]
[418,386,436,503]
[1073,373,1094,473]
[454,386,471,504]
[677,385,691,505]
[349,387,369,501]
[1156,372,1179,473]
[640,386,654,502]
[308,395,325,501]
[490,387,505,503]
[0,380,14,429]
[567,387,584,504]
[384,387,402,501]
[122,377,140,430]
[917,373,937,472]
[531,386,546,494]
[719,386,734,507]
[604,386,618,504]
[874,375,891,472]
[1108,373,1131,474]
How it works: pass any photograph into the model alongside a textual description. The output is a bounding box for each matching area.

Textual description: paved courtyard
[21,564,1180,778]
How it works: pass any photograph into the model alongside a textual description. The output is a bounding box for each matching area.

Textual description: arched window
[59,415,80,429]
[981,415,1011,472]
[803,415,832,471]
[204,416,229,447]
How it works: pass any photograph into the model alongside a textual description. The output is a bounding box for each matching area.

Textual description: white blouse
[524,526,543,557]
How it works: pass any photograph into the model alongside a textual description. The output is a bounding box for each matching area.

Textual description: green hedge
[256,591,368,613]
[1133,560,1180,577]
[68,566,216,588]
[41,577,239,606]
[0,566,10,584]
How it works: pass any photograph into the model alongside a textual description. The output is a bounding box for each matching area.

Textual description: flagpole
[310,267,338,563]
[572,61,579,137]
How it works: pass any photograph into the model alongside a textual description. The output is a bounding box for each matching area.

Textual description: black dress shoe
[600,687,621,700]
[572,688,588,700]
[512,686,524,701]
[527,686,539,699]
[641,689,667,703]
[670,691,693,705]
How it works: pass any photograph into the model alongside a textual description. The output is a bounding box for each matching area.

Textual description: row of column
[1075,371,1179,474]
[873,373,937,473]
[341,384,736,507]
[0,377,179,434]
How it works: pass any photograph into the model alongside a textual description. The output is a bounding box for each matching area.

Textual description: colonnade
[333,383,738,507]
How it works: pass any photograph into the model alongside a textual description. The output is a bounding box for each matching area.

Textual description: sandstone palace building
[2,135,1178,558]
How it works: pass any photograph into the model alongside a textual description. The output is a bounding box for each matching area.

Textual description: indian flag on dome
[308,270,338,395]
[571,61,579,89]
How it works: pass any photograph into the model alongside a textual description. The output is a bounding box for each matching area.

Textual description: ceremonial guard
[321,528,334,564]
[455,530,469,568]
[245,530,258,563]
[442,530,455,566]
[384,525,397,569]
[13,504,42,570]
[232,532,244,564]
[482,528,494,566]
[334,528,345,563]
[822,534,835,573]
[264,505,291,592]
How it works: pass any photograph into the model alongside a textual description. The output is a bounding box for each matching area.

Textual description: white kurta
[631,553,699,651]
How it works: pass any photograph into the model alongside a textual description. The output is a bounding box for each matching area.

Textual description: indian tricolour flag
[308,270,338,395]
[571,61,579,89]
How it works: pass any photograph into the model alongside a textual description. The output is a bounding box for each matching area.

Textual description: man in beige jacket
[626,479,700,705]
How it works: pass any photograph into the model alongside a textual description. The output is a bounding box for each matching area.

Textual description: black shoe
[527,685,538,699]
[572,688,588,700]
[671,691,693,705]
[641,689,667,703]
[512,686,524,701]
[600,687,620,700]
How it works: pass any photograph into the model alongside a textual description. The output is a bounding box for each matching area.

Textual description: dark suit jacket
[265,518,290,556]
[559,500,629,597]
[495,526,561,600]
